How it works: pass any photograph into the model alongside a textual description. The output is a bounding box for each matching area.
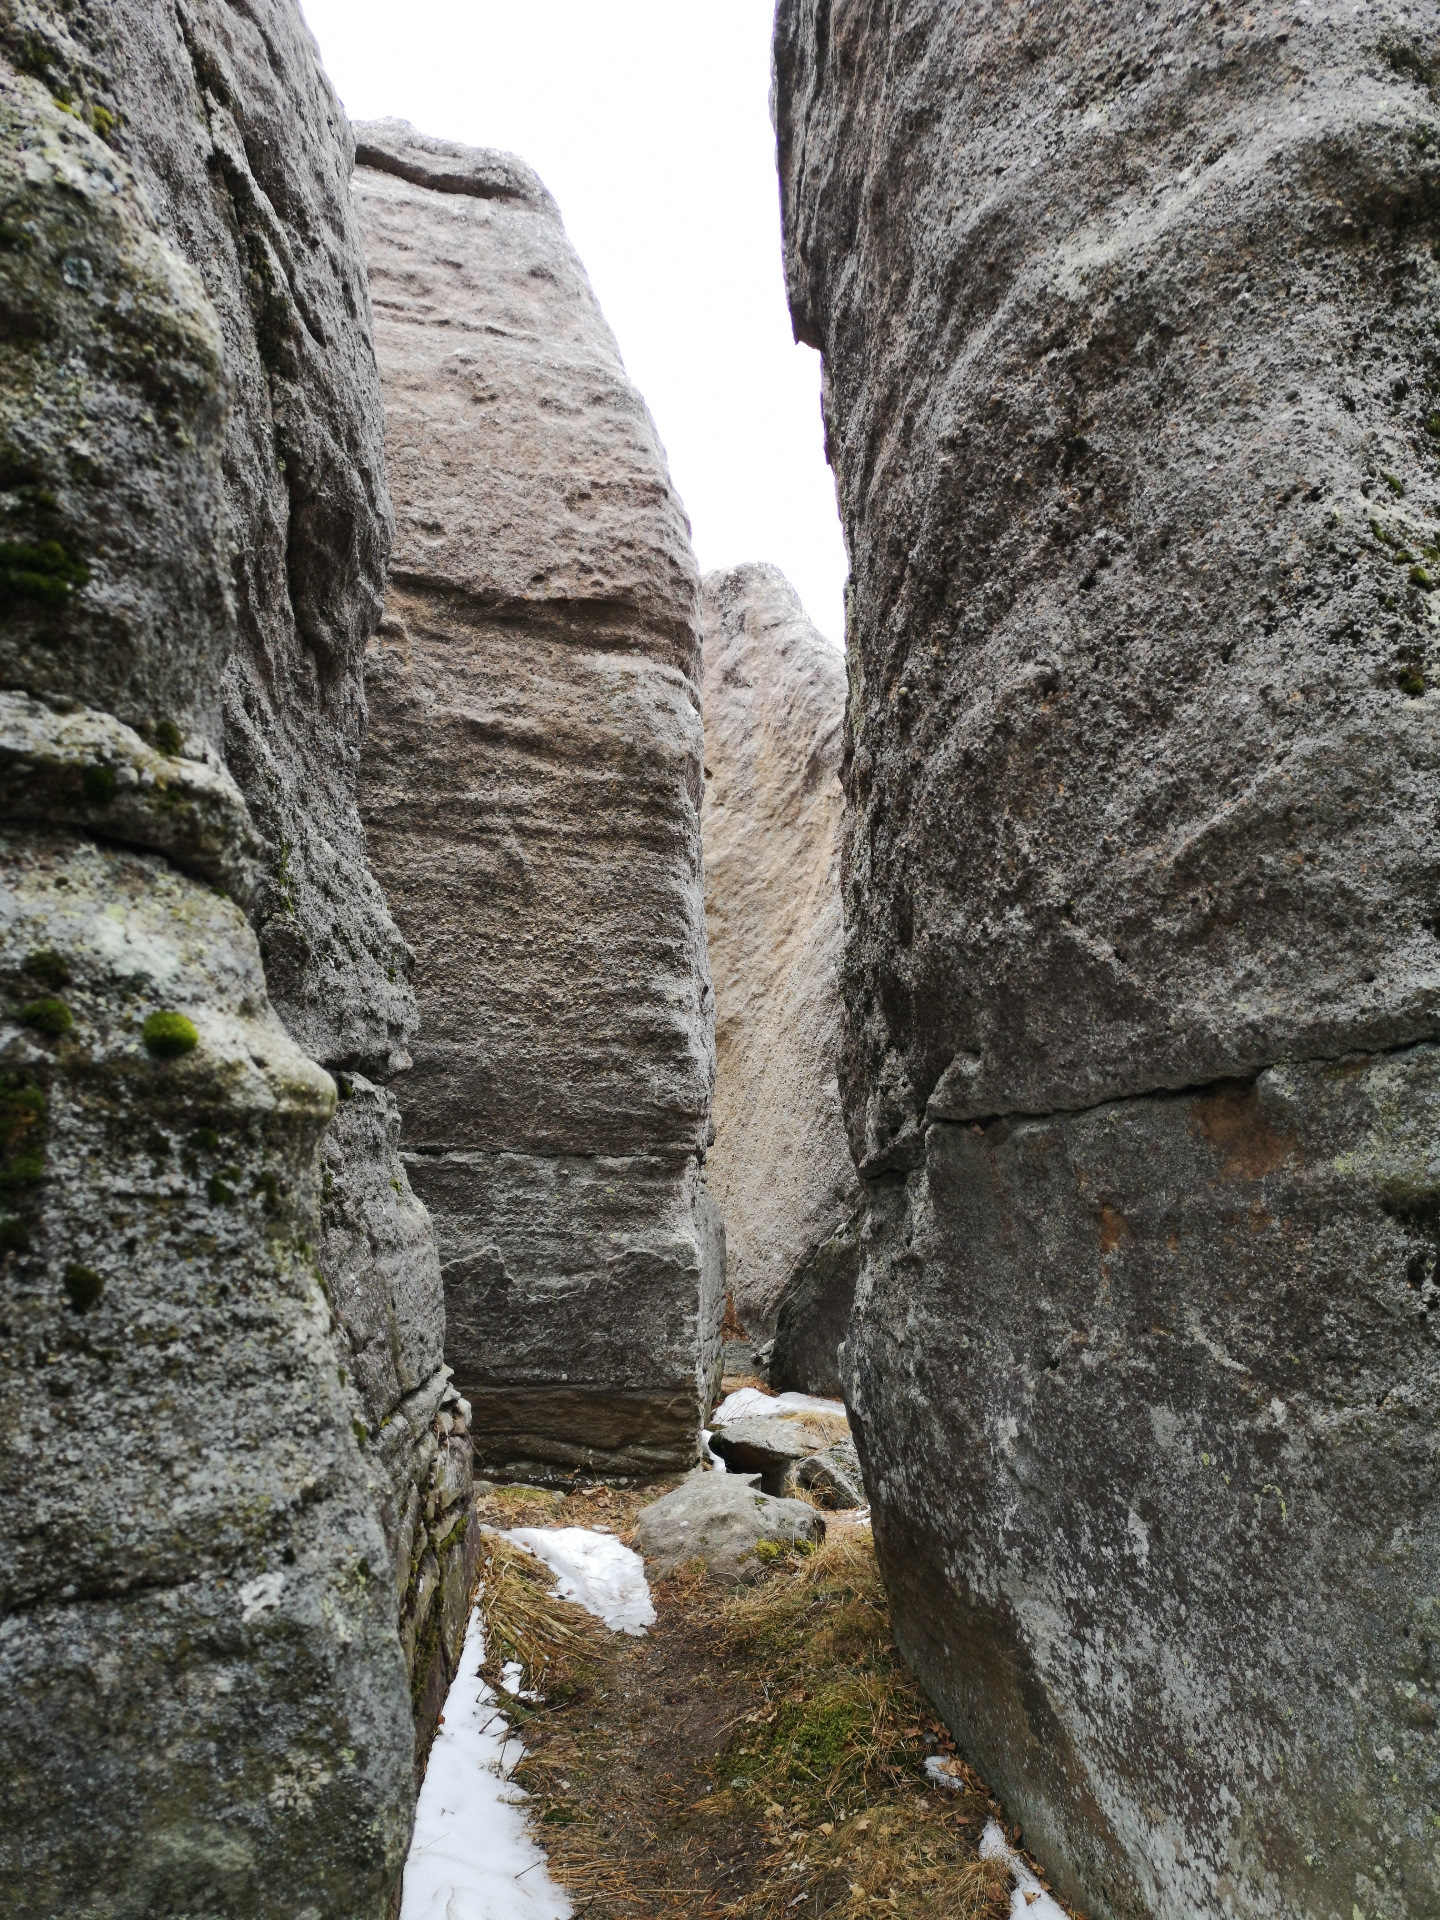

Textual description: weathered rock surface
[768,1201,863,1399]
[0,827,415,1916]
[633,1470,826,1584]
[0,10,458,1912]
[702,564,860,1384]
[775,4,1440,1915]
[354,121,722,1481]
[69,4,465,1739]
[707,1407,848,1484]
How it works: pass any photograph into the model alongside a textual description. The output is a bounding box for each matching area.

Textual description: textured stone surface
[775,4,1440,1915]
[0,829,412,1917]
[0,10,458,1910]
[768,1202,862,1399]
[707,1407,850,1492]
[632,1470,826,1585]
[702,564,859,1368]
[356,121,722,1480]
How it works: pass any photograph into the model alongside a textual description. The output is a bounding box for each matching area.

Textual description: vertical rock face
[0,7,458,1912]
[700,564,860,1393]
[775,4,1440,1916]
[354,121,722,1483]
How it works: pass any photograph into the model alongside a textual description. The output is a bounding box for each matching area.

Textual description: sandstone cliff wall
[354,122,722,1484]
[775,4,1440,1916]
[700,564,859,1393]
[0,8,462,1913]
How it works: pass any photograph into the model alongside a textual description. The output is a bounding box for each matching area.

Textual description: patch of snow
[498,1661,538,1702]
[502,1526,656,1636]
[980,1819,1070,1920]
[400,1609,571,1920]
[710,1388,848,1427]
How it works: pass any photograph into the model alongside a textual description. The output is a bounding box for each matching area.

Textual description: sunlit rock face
[355,121,723,1484]
[700,564,860,1394]
[0,6,447,1913]
[774,3,1440,1914]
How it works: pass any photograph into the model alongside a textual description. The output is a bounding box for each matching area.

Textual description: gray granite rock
[707,1407,851,1495]
[633,1470,826,1585]
[702,564,860,1381]
[0,827,413,1917]
[355,122,722,1481]
[775,4,1440,1915]
[769,1203,862,1399]
[0,10,456,1911]
[793,1439,865,1513]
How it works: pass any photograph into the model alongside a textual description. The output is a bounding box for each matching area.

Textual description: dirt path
[474,1482,1068,1920]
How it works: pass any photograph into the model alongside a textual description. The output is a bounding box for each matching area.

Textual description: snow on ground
[980,1819,1071,1920]
[710,1387,848,1426]
[502,1526,656,1635]
[400,1609,572,1920]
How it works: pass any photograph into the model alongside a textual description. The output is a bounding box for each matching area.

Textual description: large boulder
[354,121,723,1483]
[775,5,1440,1917]
[701,564,860,1387]
[0,7,457,1912]
[59,1,468,1739]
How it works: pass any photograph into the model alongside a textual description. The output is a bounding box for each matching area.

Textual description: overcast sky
[298,0,848,647]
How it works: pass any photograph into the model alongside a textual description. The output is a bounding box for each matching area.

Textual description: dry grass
[477,1507,1055,1918]
[476,1531,616,1706]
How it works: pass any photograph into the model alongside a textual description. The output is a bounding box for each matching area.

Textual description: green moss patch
[143,1010,198,1057]
[62,1262,104,1312]
[18,997,71,1036]
[0,537,89,608]
[25,950,69,991]
[0,1077,46,1187]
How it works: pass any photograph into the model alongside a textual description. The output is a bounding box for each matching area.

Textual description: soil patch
[474,1483,1075,1918]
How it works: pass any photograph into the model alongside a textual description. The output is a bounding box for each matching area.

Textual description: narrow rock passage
[404,1424,1076,1918]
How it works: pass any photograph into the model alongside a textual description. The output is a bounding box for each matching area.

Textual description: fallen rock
[701,565,860,1385]
[633,1471,825,1584]
[707,1410,851,1495]
[355,121,722,1481]
[775,5,1440,1916]
[792,1441,866,1513]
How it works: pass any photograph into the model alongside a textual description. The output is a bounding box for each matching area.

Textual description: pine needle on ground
[477,1488,1057,1919]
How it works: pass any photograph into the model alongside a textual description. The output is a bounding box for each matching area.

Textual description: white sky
[299,0,848,648]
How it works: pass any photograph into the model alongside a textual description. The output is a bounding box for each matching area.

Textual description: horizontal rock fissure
[382,575,701,656]
[913,1029,1440,1144]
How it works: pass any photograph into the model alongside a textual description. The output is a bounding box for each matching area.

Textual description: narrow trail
[400,1399,1078,1920]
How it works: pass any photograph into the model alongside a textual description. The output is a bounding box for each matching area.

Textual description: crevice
[914,1030,1440,1146]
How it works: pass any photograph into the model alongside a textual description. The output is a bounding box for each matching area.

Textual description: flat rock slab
[633,1472,825,1585]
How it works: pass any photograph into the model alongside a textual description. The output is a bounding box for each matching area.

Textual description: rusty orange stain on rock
[1190,1082,1297,1181]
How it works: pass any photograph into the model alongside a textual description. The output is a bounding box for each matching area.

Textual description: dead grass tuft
[476,1530,615,1706]
[498,1513,1051,1918]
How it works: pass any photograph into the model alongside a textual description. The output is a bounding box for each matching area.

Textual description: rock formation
[353,121,722,1484]
[701,564,859,1393]
[775,4,1440,1915]
[0,8,464,1913]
